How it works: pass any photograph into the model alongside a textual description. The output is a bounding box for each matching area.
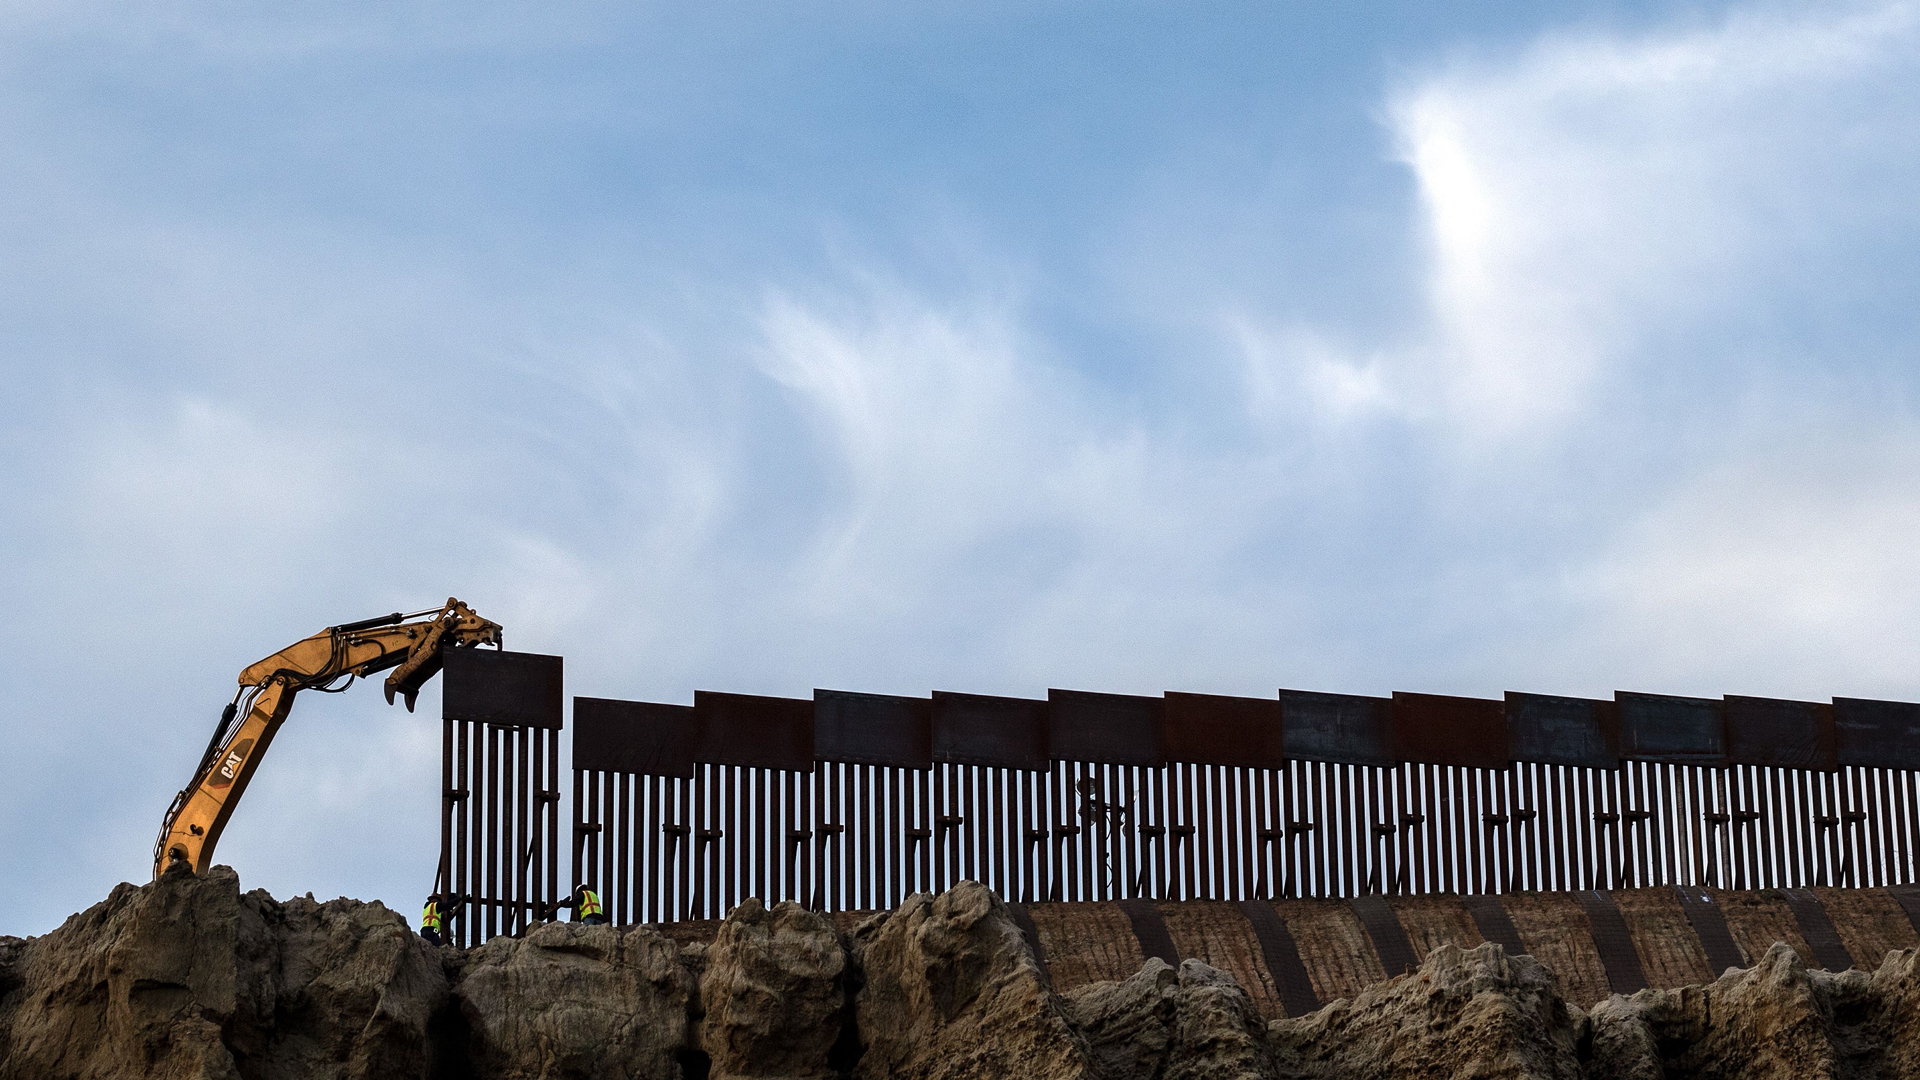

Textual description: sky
[3,0,1920,937]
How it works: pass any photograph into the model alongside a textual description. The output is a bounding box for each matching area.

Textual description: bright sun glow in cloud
[1376,1,1920,433]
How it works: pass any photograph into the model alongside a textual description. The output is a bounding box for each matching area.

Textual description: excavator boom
[154,598,501,878]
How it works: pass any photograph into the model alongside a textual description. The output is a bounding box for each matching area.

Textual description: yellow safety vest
[421,901,442,933]
[578,889,602,918]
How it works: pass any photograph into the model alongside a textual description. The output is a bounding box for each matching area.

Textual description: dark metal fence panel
[552,684,1920,926]
[1506,693,1617,770]
[438,649,563,947]
[1165,692,1284,769]
[1835,698,1920,770]
[1048,689,1165,768]
[575,698,696,777]
[933,692,1049,770]
[1725,696,1836,771]
[1279,690,1393,767]
[694,691,814,771]
[1616,692,1726,766]
[814,690,932,767]
[442,648,564,730]
[1391,692,1508,771]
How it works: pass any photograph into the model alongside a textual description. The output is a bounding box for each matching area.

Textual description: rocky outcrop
[1587,941,1885,1080]
[1272,941,1587,1080]
[849,882,1092,1080]
[456,921,691,1080]
[698,898,846,1080]
[1062,958,1276,1080]
[19,872,1920,1079]
[0,864,448,1080]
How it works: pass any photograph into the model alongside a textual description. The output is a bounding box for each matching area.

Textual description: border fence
[436,648,565,947]
[437,651,1920,931]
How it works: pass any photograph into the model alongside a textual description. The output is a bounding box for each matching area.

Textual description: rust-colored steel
[1050,689,1165,767]
[1580,890,1649,993]
[1783,888,1855,971]
[443,649,564,730]
[1506,692,1617,769]
[439,718,454,934]
[934,692,1049,771]
[1392,692,1508,771]
[540,684,1920,924]
[1280,690,1393,767]
[1616,692,1726,767]
[815,689,933,768]
[1726,697,1835,771]
[1165,692,1284,769]
[1837,698,1920,769]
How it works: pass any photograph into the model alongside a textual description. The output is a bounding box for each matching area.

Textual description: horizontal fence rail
[555,686,1920,926]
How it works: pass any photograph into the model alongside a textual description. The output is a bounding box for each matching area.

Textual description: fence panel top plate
[693,690,815,772]
[1615,691,1725,766]
[1834,697,1920,769]
[442,648,564,729]
[1164,691,1284,768]
[814,689,933,768]
[573,697,697,777]
[1391,692,1508,769]
[1724,696,1836,771]
[1506,692,1618,769]
[932,692,1050,771]
[1279,689,1393,766]
[1048,689,1165,767]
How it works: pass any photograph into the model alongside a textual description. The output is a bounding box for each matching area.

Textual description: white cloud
[1563,426,1920,698]
[1348,0,1920,437]
[1230,319,1398,424]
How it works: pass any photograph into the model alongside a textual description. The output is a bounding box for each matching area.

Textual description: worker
[572,884,606,925]
[420,894,445,946]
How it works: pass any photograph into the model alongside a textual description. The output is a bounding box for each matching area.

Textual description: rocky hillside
[7,867,1920,1079]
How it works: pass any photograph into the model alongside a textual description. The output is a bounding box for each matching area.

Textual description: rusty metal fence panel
[438,649,564,947]
[544,682,1920,929]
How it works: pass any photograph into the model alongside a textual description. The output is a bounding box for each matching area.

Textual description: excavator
[154,598,502,878]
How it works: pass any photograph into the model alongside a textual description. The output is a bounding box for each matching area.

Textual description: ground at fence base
[649,885,1920,1015]
[16,871,1920,1078]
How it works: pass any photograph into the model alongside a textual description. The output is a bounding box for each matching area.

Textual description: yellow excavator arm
[154,598,501,878]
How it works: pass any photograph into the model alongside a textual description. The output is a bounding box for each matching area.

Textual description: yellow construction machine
[154,598,501,877]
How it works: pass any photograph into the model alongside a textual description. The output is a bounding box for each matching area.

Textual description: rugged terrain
[8,867,1920,1078]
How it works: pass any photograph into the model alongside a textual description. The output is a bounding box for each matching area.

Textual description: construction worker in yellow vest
[571,884,606,925]
[420,894,445,946]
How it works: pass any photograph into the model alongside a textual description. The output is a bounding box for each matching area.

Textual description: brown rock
[699,898,846,1080]
[1062,957,1277,1080]
[1585,942,1845,1080]
[456,920,692,1080]
[1268,941,1586,1080]
[1862,946,1920,1076]
[851,881,1093,1080]
[0,864,448,1080]
[29,872,1920,1080]
[245,888,452,1079]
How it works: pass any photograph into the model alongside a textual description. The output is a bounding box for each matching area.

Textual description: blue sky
[4,0,1920,935]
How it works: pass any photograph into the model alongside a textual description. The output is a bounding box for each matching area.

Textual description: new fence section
[436,648,567,947]
[567,686,1920,925]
